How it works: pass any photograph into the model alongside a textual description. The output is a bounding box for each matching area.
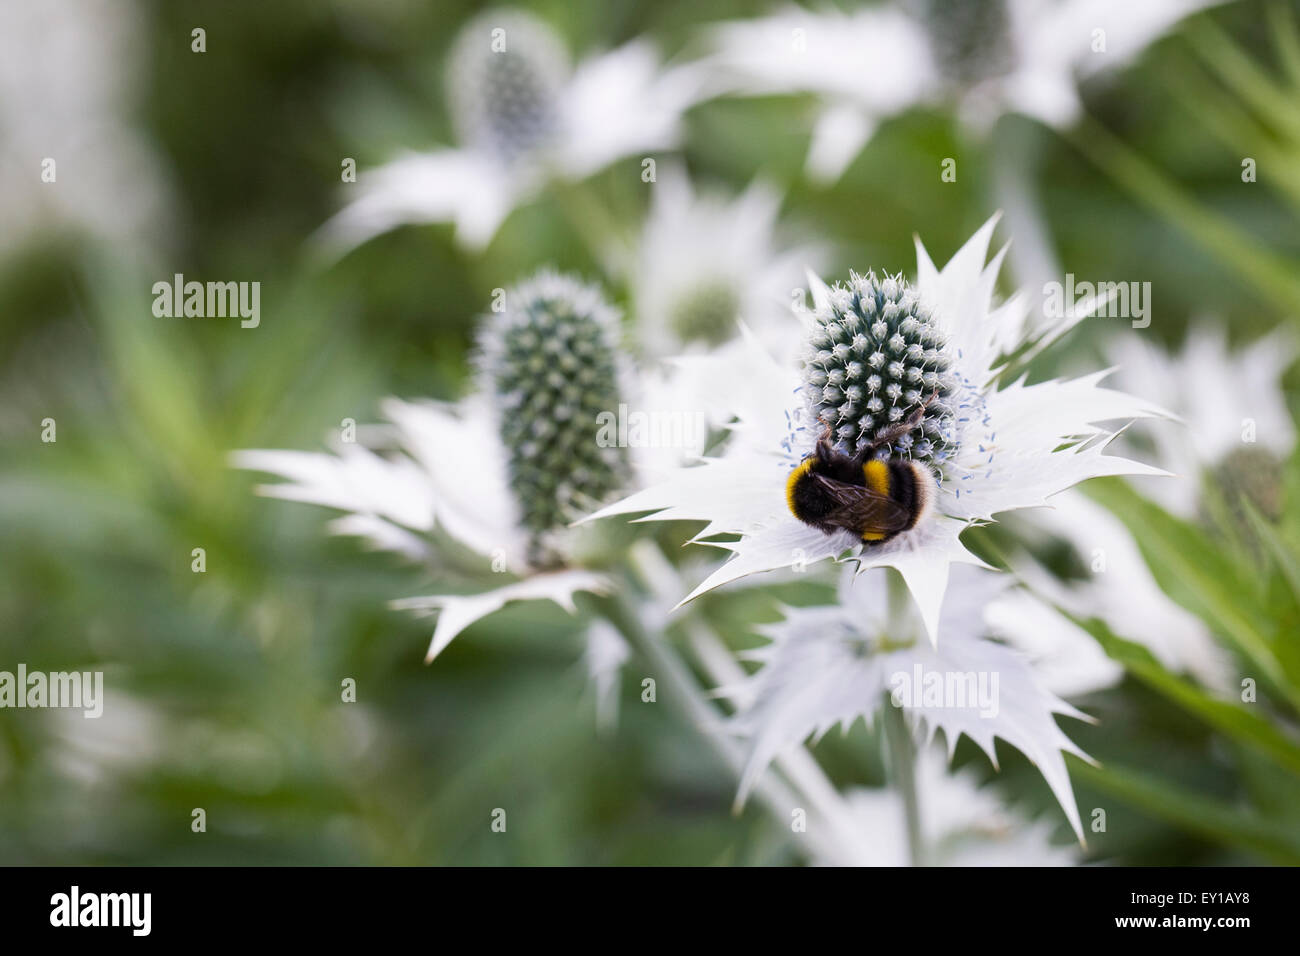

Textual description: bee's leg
[865,390,940,454]
[814,419,836,461]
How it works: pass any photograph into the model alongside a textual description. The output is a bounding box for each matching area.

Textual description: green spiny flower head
[669,281,742,347]
[801,271,958,469]
[916,0,1015,86]
[1208,445,1285,525]
[447,9,568,166]
[479,272,629,565]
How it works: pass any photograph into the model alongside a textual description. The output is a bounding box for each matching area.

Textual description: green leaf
[1242,498,1300,608]
[1086,479,1300,714]
[1186,20,1300,144]
[1267,0,1300,93]
[1071,758,1300,864]
[1161,58,1300,213]
[1071,614,1300,780]
[1067,117,1300,318]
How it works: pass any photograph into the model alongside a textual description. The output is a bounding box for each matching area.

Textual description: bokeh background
[2,0,1299,865]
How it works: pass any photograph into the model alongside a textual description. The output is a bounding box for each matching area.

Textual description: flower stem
[883,568,925,866]
[585,583,848,862]
[620,539,879,864]
[881,694,925,867]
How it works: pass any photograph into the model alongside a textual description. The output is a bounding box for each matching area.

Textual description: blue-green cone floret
[801,271,958,469]
[447,9,567,166]
[917,0,1015,86]
[480,272,628,565]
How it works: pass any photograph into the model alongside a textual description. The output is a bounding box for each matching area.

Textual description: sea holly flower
[236,272,635,661]
[721,565,1093,842]
[1104,325,1296,519]
[702,0,1230,183]
[585,217,1165,641]
[629,165,824,358]
[315,7,704,253]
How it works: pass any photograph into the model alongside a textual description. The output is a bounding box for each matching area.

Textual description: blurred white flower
[1005,326,1295,691]
[1107,325,1295,518]
[703,0,1228,183]
[236,272,634,661]
[50,690,164,786]
[587,217,1164,641]
[982,567,1123,697]
[630,165,823,358]
[315,7,704,253]
[0,0,168,253]
[721,565,1093,841]
[1020,490,1235,690]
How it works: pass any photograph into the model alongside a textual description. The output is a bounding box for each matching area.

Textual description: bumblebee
[785,407,937,544]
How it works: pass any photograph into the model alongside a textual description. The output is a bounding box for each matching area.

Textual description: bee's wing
[810,472,914,534]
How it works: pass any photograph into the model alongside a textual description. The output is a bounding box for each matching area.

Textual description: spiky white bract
[703,0,1229,183]
[586,217,1165,642]
[631,165,822,358]
[1021,491,1235,691]
[720,566,1092,842]
[980,570,1124,697]
[235,396,610,660]
[233,443,436,560]
[392,571,609,663]
[314,8,704,253]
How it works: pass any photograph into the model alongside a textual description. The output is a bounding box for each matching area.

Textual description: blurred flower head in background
[315,6,706,252]
[0,0,169,253]
[629,165,823,358]
[704,0,1231,182]
[1108,325,1296,517]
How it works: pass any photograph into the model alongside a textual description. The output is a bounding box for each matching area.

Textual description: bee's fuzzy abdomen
[892,460,935,532]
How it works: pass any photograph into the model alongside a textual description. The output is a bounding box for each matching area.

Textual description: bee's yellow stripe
[860,459,892,541]
[785,458,814,516]
[863,459,891,496]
